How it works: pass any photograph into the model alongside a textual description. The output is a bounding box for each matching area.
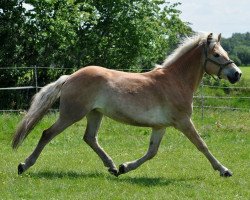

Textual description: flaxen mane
[162,32,216,68]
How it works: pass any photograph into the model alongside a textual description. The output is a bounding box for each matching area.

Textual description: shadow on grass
[109,176,202,187]
[27,170,203,187]
[27,170,106,179]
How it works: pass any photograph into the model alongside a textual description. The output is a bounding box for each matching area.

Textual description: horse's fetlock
[118,164,127,174]
[28,158,36,166]
[18,163,25,175]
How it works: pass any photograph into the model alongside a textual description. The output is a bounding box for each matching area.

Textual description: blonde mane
[162,32,214,68]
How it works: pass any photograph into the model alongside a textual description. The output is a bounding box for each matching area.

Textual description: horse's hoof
[18,163,24,175]
[108,168,119,177]
[118,164,126,175]
[220,170,233,177]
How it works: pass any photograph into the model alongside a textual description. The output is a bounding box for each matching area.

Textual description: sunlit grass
[0,110,249,199]
[240,66,250,80]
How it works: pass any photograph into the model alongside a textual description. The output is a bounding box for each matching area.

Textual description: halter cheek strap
[203,46,234,79]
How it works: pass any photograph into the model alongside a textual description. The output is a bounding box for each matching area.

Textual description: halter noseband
[203,45,234,79]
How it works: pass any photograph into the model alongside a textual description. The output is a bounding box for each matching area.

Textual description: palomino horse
[13,33,241,177]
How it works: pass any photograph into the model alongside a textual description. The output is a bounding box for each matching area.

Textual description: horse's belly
[98,106,171,127]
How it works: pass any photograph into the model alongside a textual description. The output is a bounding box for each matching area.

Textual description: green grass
[240,66,250,81]
[0,110,249,199]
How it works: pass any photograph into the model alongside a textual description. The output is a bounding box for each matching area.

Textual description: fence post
[34,65,38,93]
[201,80,204,120]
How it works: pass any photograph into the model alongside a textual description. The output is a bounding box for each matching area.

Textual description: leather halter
[203,45,234,79]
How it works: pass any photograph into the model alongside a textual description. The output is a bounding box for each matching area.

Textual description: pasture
[240,66,250,80]
[0,109,249,199]
[193,67,250,110]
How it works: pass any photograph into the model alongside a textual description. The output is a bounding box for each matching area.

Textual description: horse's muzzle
[227,71,242,84]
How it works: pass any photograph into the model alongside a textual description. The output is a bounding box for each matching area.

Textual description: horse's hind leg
[83,110,118,176]
[17,117,76,175]
[118,127,165,175]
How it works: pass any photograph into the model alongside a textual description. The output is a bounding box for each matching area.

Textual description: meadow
[0,67,249,199]
[240,66,250,80]
[194,66,250,110]
[0,109,249,200]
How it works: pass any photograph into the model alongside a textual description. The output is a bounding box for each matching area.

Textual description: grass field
[0,109,249,199]
[240,66,250,80]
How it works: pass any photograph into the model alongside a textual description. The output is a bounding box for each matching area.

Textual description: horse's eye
[214,53,220,57]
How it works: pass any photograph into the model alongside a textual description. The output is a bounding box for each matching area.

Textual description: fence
[0,67,249,115]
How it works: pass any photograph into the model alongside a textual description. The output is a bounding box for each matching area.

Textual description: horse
[12,32,242,177]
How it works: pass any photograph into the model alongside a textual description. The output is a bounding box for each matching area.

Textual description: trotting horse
[13,33,242,177]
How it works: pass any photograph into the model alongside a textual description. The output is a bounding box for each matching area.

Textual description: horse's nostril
[239,73,242,78]
[235,71,239,78]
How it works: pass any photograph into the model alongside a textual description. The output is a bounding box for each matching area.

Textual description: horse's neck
[167,44,204,92]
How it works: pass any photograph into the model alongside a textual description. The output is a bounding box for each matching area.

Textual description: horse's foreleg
[118,128,165,175]
[83,111,118,176]
[17,118,72,175]
[176,118,232,177]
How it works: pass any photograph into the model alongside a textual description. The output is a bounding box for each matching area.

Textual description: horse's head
[203,33,242,84]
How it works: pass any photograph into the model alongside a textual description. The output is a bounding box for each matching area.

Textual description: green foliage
[0,111,249,199]
[1,0,191,70]
[0,0,26,67]
[0,0,191,110]
[222,33,250,66]
[234,45,250,65]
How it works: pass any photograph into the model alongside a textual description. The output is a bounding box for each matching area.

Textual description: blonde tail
[12,75,69,149]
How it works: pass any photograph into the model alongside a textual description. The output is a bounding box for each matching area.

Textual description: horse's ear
[207,33,213,46]
[218,33,222,43]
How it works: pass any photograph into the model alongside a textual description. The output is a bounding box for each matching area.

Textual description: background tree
[0,0,191,110]
[73,0,192,70]
[222,32,250,66]
[1,0,191,70]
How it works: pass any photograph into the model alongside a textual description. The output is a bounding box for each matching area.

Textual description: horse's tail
[12,75,70,149]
